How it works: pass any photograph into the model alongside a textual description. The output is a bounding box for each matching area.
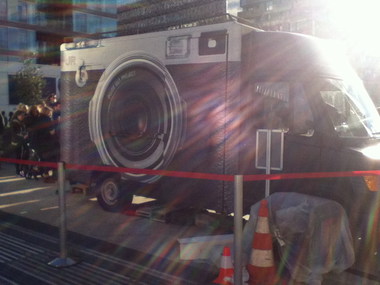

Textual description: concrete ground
[0,162,379,284]
[0,163,223,260]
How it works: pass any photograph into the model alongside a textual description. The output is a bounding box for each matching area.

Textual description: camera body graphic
[60,22,251,212]
[60,20,380,272]
[60,18,380,219]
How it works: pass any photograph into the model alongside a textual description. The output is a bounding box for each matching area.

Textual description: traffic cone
[213,246,234,285]
[246,199,278,285]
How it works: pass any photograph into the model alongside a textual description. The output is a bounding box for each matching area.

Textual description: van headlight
[362,144,380,160]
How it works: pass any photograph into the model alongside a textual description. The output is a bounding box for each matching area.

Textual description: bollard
[48,161,77,268]
[234,175,243,285]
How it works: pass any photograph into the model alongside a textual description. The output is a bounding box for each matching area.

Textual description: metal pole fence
[234,175,243,285]
[48,161,77,268]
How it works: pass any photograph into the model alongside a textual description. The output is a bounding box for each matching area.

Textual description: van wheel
[95,175,133,212]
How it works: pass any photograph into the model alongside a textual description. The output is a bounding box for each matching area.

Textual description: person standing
[25,105,41,153]
[8,111,14,124]
[10,110,28,176]
[0,110,5,136]
[51,102,61,133]
[45,93,58,108]
[1,111,7,127]
[33,106,57,183]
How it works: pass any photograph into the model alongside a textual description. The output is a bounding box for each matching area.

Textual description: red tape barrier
[1,157,379,182]
[0,157,58,169]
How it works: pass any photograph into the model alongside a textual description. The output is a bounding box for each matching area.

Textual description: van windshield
[316,78,380,138]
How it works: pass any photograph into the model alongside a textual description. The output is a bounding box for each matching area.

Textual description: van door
[243,80,323,205]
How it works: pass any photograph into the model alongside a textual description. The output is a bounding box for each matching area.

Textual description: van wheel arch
[92,172,133,212]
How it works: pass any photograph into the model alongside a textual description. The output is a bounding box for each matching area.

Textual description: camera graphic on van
[88,53,184,183]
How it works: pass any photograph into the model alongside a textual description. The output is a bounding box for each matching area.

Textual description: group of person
[3,94,61,183]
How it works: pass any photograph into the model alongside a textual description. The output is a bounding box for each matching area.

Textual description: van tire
[95,174,133,212]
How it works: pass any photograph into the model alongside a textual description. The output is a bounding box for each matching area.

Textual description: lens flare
[326,0,380,56]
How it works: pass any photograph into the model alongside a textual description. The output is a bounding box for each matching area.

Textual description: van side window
[292,83,314,136]
[253,82,314,136]
[253,82,290,131]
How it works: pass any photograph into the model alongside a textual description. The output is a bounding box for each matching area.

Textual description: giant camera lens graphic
[89,54,184,183]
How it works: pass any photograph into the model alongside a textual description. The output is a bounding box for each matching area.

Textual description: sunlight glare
[327,0,380,56]
[0,200,40,209]
[0,187,53,197]
[0,177,27,183]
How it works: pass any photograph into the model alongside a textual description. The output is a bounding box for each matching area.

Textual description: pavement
[0,163,220,257]
[0,162,222,284]
[0,162,380,284]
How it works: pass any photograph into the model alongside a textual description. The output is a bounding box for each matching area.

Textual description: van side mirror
[293,120,314,137]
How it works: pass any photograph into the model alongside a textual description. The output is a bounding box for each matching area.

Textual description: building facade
[2,0,378,110]
[117,0,241,35]
[0,0,117,112]
[239,0,333,37]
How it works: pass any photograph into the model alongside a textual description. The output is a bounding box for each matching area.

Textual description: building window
[104,0,117,13]
[0,27,8,49]
[27,3,36,25]
[8,75,19,105]
[87,0,117,13]
[100,16,117,33]
[89,0,103,11]
[7,28,35,53]
[19,29,28,49]
[36,11,47,26]
[87,14,101,33]
[17,0,27,22]
[8,28,20,50]
[42,77,57,99]
[74,12,87,33]
[0,0,7,20]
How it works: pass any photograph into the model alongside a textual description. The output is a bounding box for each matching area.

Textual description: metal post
[234,175,243,285]
[48,161,77,267]
[265,130,271,197]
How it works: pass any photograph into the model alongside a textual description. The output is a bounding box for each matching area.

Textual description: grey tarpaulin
[242,192,355,284]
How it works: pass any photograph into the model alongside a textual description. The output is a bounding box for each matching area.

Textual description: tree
[14,59,46,105]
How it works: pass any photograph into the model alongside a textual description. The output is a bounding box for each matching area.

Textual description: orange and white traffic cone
[213,246,234,285]
[246,199,279,285]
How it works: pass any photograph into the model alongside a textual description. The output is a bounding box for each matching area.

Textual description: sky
[326,0,380,57]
